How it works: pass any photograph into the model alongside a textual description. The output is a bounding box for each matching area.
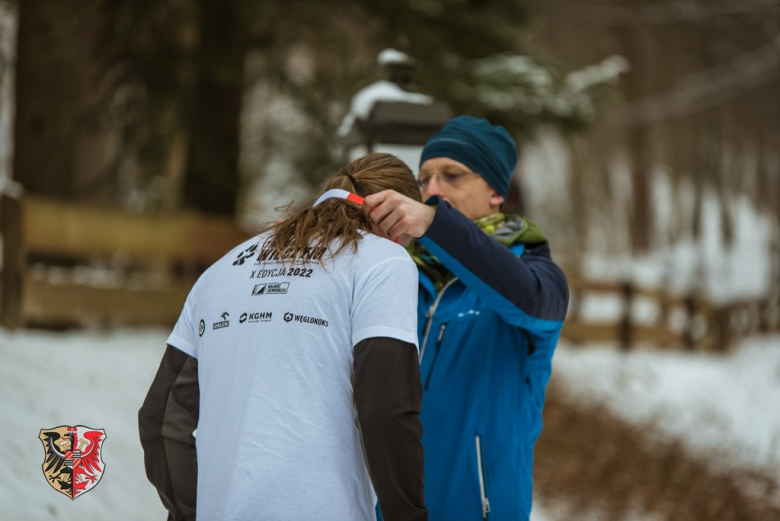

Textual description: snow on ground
[0,327,169,521]
[0,327,557,521]
[551,335,780,482]
[2,327,779,520]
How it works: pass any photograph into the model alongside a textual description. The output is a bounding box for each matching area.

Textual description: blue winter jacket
[410,199,568,521]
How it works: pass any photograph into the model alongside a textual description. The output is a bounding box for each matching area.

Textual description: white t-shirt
[166,232,419,521]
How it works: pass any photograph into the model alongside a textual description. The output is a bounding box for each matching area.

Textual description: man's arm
[365,191,568,330]
[139,345,199,521]
[419,198,568,329]
[353,337,427,521]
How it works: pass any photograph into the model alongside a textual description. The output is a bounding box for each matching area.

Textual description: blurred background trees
[527,0,780,256]
[7,0,609,215]
[2,0,778,284]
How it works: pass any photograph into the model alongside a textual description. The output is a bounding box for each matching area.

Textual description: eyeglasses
[417,170,480,188]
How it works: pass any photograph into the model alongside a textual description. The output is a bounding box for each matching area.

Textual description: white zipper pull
[437,323,447,343]
[476,435,490,519]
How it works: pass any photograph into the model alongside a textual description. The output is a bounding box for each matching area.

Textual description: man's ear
[490,190,505,208]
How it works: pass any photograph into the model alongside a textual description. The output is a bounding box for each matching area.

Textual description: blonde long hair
[259,153,422,264]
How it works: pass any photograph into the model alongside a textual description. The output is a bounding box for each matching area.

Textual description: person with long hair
[140,153,428,521]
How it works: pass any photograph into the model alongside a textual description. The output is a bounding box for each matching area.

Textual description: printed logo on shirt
[282,312,329,327]
[240,312,272,323]
[198,320,205,337]
[39,425,107,500]
[213,312,230,330]
[233,243,259,266]
[255,244,325,264]
[251,282,289,296]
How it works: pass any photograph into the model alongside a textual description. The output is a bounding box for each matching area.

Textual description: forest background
[2,0,779,273]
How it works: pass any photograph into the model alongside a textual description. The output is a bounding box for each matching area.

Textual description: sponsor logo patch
[213,312,230,330]
[233,243,259,266]
[282,312,328,327]
[39,425,106,500]
[240,312,272,323]
[252,282,290,296]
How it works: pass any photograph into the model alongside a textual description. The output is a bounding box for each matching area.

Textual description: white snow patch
[337,80,434,138]
[377,48,412,65]
[0,327,169,521]
[552,334,780,481]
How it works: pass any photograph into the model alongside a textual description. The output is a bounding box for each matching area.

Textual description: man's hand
[363,190,435,241]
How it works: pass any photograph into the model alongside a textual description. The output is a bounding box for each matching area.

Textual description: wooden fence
[563,277,780,351]
[0,194,248,328]
[1,193,778,349]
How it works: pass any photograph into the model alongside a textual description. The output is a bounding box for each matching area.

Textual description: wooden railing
[562,277,780,351]
[0,194,249,328]
[2,193,777,348]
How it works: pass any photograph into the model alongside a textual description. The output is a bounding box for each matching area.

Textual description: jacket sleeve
[353,337,427,521]
[416,198,569,332]
[139,344,199,521]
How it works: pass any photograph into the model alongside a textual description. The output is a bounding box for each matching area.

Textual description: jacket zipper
[476,435,491,519]
[419,278,457,363]
[423,323,448,390]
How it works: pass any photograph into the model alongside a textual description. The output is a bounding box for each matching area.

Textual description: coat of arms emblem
[39,426,106,499]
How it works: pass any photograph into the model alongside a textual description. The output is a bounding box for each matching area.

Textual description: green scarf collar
[409,212,547,289]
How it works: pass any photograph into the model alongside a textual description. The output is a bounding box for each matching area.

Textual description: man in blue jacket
[366,116,569,520]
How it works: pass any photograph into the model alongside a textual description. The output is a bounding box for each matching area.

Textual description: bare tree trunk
[567,136,589,257]
[13,0,113,202]
[616,25,654,253]
[715,106,734,247]
[181,0,246,216]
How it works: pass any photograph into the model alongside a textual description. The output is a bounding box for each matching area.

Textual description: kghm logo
[283,312,328,327]
[252,282,290,296]
[213,312,230,330]
[39,426,107,500]
[240,312,272,323]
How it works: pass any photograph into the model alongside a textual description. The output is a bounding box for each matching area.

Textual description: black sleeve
[139,345,199,521]
[353,337,427,521]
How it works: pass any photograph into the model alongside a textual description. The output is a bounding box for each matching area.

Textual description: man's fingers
[377,209,404,237]
[363,189,433,239]
[364,191,397,225]
[362,190,391,211]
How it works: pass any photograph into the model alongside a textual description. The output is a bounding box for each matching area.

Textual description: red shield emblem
[39,426,106,499]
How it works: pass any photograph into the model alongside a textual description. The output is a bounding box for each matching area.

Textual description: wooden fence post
[683,294,697,351]
[711,304,732,352]
[619,281,634,351]
[0,194,23,327]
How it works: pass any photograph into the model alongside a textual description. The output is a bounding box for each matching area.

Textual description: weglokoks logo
[39,425,106,500]
[282,312,328,327]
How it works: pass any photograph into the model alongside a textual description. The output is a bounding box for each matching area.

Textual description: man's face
[419,158,505,220]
